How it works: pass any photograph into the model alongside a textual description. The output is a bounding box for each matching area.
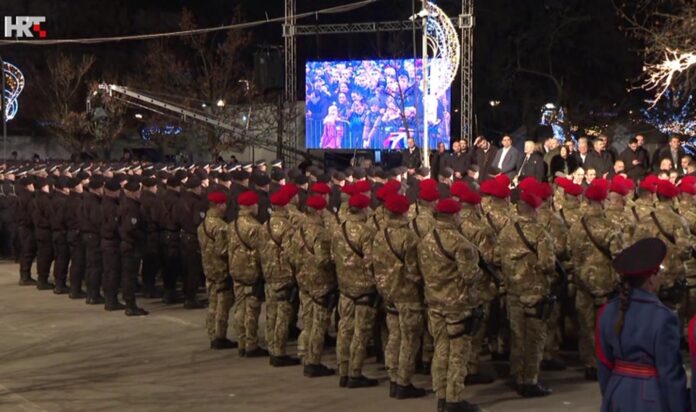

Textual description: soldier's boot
[517,383,552,398]
[244,347,269,358]
[270,355,301,367]
[437,399,446,412]
[183,299,206,309]
[36,277,54,290]
[339,376,348,388]
[540,357,567,371]
[464,372,495,385]
[104,298,126,311]
[18,276,37,286]
[388,381,397,398]
[303,364,336,378]
[210,338,238,350]
[161,289,180,305]
[395,384,427,399]
[346,375,379,388]
[125,303,149,317]
[53,282,70,295]
[86,294,105,305]
[444,400,481,412]
[69,290,87,299]
[140,285,163,299]
[584,367,598,381]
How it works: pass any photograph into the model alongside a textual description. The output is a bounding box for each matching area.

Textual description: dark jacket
[100,195,120,240]
[79,191,102,235]
[17,187,34,228]
[518,152,546,182]
[550,154,579,177]
[174,191,207,235]
[49,192,70,232]
[32,191,53,239]
[473,145,499,181]
[118,196,145,248]
[401,147,422,170]
[619,147,649,182]
[585,150,613,176]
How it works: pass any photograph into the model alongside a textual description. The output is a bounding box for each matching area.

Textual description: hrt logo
[4,16,47,38]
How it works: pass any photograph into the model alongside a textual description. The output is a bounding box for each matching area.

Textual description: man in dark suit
[490,135,522,180]
[443,140,472,179]
[618,137,649,182]
[654,136,686,172]
[472,135,498,181]
[584,138,613,177]
[516,140,546,183]
[430,142,448,180]
[401,137,422,174]
[572,137,591,170]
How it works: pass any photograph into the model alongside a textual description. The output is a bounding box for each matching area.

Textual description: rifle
[513,222,567,296]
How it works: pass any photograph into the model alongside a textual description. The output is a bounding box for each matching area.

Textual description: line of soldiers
[3,158,695,412]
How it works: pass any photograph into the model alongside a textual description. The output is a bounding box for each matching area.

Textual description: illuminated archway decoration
[424,0,460,99]
[3,61,25,121]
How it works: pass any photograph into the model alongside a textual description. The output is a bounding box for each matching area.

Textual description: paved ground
[0,261,603,412]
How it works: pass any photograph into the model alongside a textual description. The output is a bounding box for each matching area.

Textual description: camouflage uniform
[295,211,337,366]
[458,205,497,376]
[678,198,696,318]
[604,203,637,245]
[228,208,264,353]
[259,207,296,357]
[198,208,233,341]
[568,207,624,369]
[373,214,424,387]
[630,195,655,224]
[496,214,555,386]
[418,214,484,403]
[332,211,377,379]
[410,202,435,366]
[634,201,693,301]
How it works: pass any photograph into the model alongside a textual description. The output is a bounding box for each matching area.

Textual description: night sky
[2,0,644,140]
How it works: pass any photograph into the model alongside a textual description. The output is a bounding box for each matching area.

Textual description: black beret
[76,171,90,181]
[352,168,366,180]
[231,170,249,181]
[332,171,346,181]
[375,170,388,180]
[416,167,431,177]
[66,177,80,189]
[124,180,141,192]
[218,172,231,182]
[34,177,48,188]
[141,177,157,188]
[88,177,105,190]
[185,176,202,189]
[439,167,453,179]
[253,174,271,187]
[317,174,331,184]
[293,174,309,185]
[104,179,121,192]
[174,169,188,180]
[271,169,286,182]
[167,176,181,188]
[19,177,33,186]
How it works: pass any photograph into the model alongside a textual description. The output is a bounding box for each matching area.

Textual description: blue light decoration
[539,103,572,144]
[642,89,696,155]
[139,123,182,141]
[2,61,25,121]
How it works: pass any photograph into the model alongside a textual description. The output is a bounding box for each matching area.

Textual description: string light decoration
[423,1,460,99]
[2,61,25,121]
[642,89,696,137]
[642,48,696,107]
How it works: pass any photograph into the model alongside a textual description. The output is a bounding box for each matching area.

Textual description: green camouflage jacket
[295,212,337,299]
[331,212,376,298]
[228,209,262,285]
[198,208,229,282]
[259,208,295,286]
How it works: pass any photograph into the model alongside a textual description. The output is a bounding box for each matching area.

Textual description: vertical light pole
[0,56,6,162]
[421,1,430,168]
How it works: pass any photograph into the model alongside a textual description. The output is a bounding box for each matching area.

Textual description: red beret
[237,190,259,206]
[207,191,228,205]
[480,179,510,199]
[310,182,331,195]
[376,185,395,201]
[456,189,481,205]
[554,176,572,188]
[639,175,659,193]
[352,180,372,194]
[517,177,539,191]
[419,185,440,202]
[450,181,469,198]
[419,178,438,191]
[270,191,290,207]
[538,182,553,200]
[341,183,355,196]
[519,190,543,209]
[591,178,611,192]
[610,177,631,196]
[585,184,608,202]
[384,179,402,192]
[656,179,680,199]
[281,183,299,198]
[562,181,583,197]
[436,198,462,214]
[679,176,696,195]
[305,195,327,210]
[384,194,410,215]
[495,174,511,187]
[348,193,371,209]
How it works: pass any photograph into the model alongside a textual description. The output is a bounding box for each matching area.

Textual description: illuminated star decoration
[642,48,696,108]
[2,61,25,121]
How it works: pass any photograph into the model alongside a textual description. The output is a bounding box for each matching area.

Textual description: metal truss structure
[283,0,475,158]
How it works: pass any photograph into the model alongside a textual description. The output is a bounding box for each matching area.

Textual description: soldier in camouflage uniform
[677,176,696,318]
[568,180,625,381]
[228,190,268,357]
[604,176,637,244]
[259,187,302,367]
[451,184,498,386]
[295,195,337,378]
[197,192,237,350]
[332,193,379,388]
[634,179,693,309]
[631,174,658,224]
[418,198,484,412]
[554,177,584,230]
[496,185,556,398]
[372,194,427,400]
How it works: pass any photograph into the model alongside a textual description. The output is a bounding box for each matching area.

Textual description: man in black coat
[490,135,523,180]
[32,177,55,291]
[430,142,448,180]
[401,137,422,173]
[618,137,649,182]
[516,140,546,183]
[654,136,687,172]
[444,140,472,179]
[472,136,498,181]
[584,138,613,177]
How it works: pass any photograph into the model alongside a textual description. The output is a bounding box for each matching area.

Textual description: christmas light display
[642,49,696,107]
[2,61,25,121]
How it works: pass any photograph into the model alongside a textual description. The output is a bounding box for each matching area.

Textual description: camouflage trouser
[421,319,434,364]
[507,296,547,385]
[542,303,562,361]
[265,283,294,357]
[233,282,262,352]
[337,295,378,378]
[206,279,234,340]
[576,290,602,368]
[385,302,423,386]
[304,296,331,365]
[468,302,491,375]
[298,289,312,358]
[428,309,473,403]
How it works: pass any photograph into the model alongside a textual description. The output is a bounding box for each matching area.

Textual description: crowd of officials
[1,132,696,412]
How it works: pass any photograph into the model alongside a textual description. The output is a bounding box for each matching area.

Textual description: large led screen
[305,59,452,150]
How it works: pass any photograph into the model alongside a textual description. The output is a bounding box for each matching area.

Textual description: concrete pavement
[0,261,602,411]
